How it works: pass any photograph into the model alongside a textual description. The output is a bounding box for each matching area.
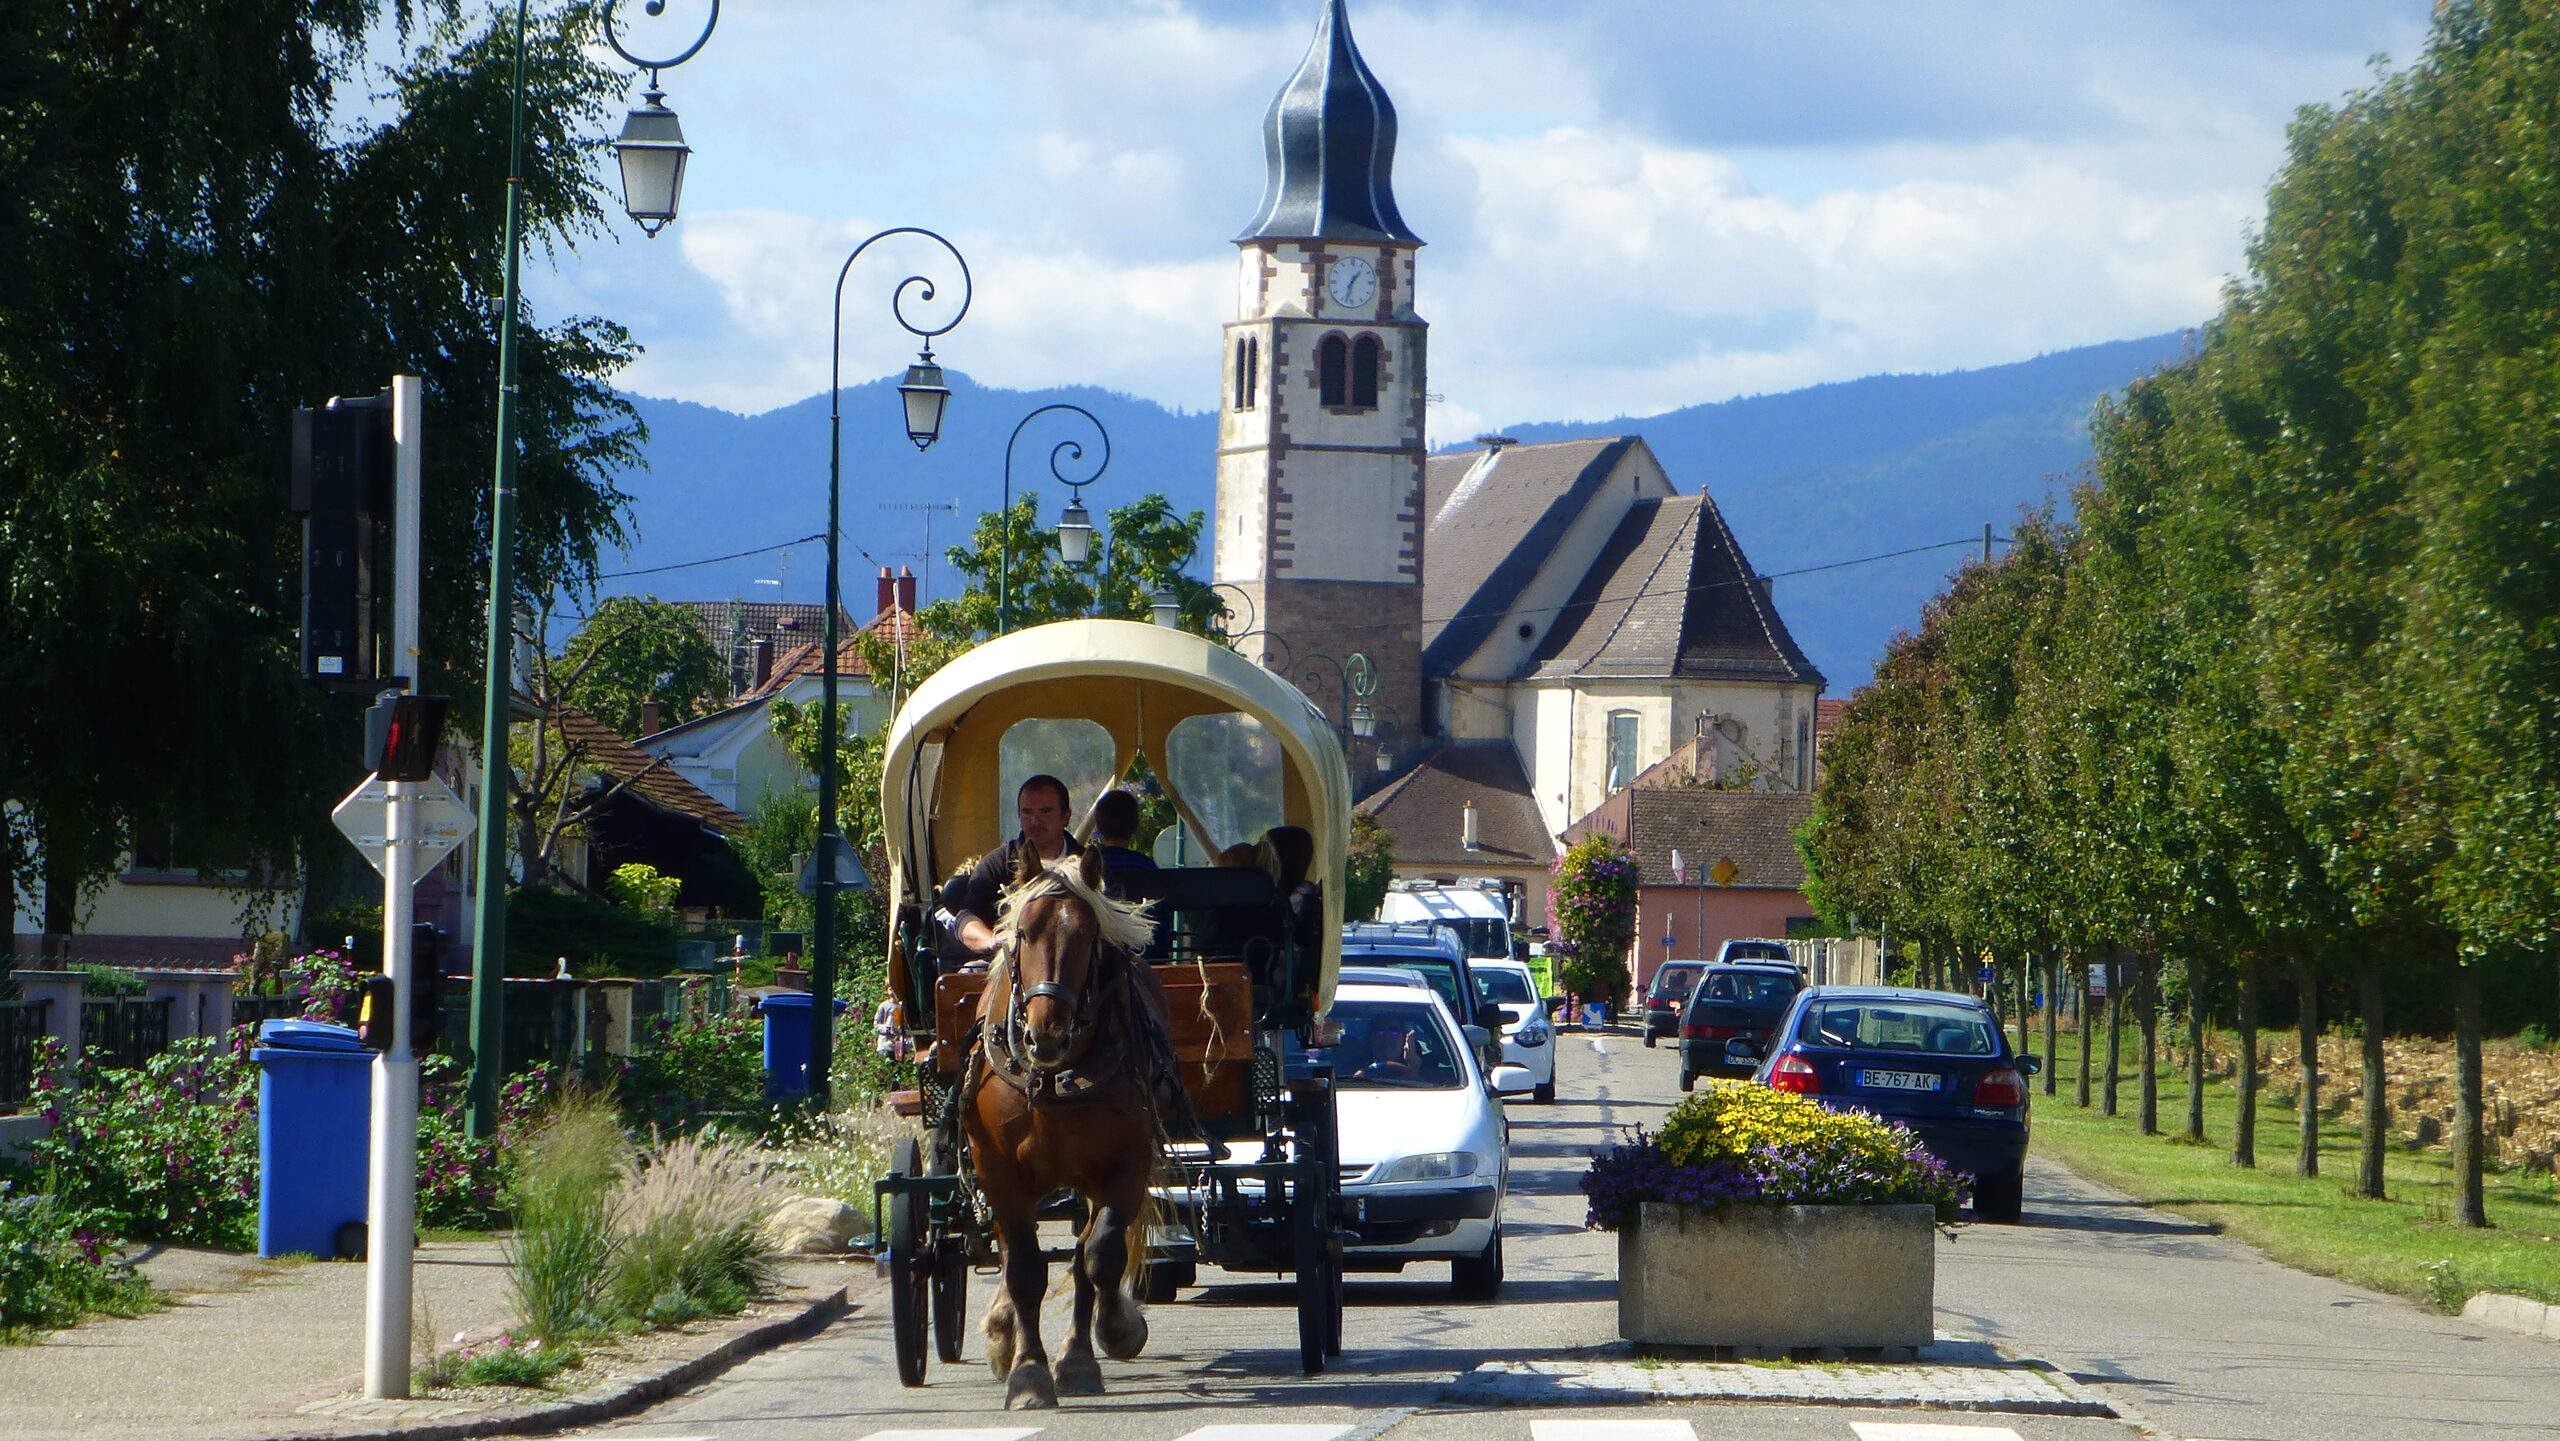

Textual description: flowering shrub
[623,1014,766,1127]
[1581,1083,1964,1230]
[0,1178,154,1337]
[413,1057,551,1231]
[1550,832,1638,1006]
[279,946,365,1026]
[22,1034,259,1248]
[416,1329,580,1390]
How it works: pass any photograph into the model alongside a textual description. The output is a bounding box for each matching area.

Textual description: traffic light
[290,395,393,687]
[363,692,450,782]
[355,925,448,1053]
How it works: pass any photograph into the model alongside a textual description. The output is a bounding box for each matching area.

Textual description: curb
[248,1285,856,1441]
[2461,1291,2560,1344]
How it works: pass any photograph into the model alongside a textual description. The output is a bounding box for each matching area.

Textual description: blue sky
[529,0,2428,443]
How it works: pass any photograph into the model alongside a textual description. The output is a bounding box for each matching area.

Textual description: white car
[1470,957,1557,1103]
[1321,980,1518,1298]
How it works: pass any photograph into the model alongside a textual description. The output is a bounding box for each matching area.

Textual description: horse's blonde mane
[992,855,1157,954]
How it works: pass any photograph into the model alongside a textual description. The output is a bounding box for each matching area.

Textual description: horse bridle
[997,886,1113,1076]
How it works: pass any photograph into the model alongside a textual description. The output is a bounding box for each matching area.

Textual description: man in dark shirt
[947,774,1081,958]
[1090,788,1157,875]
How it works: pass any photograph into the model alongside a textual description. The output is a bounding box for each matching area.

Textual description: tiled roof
[1527,493,1824,687]
[1355,740,1554,867]
[744,607,919,698]
[1589,788,1815,892]
[1420,437,1632,673]
[550,705,745,836]
[675,601,849,655]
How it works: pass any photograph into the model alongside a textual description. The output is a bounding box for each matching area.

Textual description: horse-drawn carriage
[874,619,1352,1404]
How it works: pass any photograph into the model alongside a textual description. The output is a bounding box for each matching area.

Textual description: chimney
[751,637,775,690]
[896,565,918,614]
[1461,798,1481,852]
[638,698,662,736]
[875,566,896,617]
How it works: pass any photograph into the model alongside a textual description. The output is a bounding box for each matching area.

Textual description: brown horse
[965,846,1167,1408]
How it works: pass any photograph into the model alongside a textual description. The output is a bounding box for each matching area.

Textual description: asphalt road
[578,1027,2560,1441]
[580,1033,2136,1441]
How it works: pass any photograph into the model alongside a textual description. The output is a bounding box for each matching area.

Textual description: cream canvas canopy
[881,618,1351,1017]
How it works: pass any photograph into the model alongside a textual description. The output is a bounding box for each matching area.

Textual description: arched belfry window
[1351,334,1382,410]
[1234,336,1259,411]
[1316,333,1349,408]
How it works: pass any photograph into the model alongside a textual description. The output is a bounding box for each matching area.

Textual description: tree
[1345,813,1395,922]
[0,2,641,954]
[558,596,727,739]
[1550,833,1638,1016]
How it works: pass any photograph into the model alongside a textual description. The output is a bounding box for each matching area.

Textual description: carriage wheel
[931,1235,968,1363]
[887,1136,931,1387]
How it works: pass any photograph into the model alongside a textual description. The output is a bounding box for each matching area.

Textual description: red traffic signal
[364,693,450,782]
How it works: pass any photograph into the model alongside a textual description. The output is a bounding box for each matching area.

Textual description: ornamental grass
[1582,1082,1964,1229]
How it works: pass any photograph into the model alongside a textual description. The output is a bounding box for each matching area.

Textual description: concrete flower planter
[1617,1200,1935,1350]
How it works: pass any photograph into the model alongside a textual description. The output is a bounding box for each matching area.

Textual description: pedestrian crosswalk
[620,1422,2040,1441]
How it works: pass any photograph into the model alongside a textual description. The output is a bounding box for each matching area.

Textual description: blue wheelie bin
[254,1019,373,1259]
[759,992,850,1101]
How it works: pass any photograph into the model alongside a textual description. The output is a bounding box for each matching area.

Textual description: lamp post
[1297,650,1377,749]
[814,229,971,1111]
[999,404,1111,634]
[467,0,720,1137]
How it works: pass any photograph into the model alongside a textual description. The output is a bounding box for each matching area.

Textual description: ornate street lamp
[1150,582,1183,629]
[999,404,1110,633]
[814,227,972,1109]
[1299,650,1377,750]
[468,0,720,1142]
[603,1,720,236]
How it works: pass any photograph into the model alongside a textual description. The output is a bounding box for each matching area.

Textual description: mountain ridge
[601,330,2190,690]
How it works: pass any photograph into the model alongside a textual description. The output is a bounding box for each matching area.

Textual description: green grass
[2022,1023,2560,1311]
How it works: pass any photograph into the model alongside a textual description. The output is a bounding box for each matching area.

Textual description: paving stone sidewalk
[1441,1338,2114,1417]
[0,1239,865,1441]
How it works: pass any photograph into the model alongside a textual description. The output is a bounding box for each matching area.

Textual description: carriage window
[1164,712,1284,854]
[999,718,1119,835]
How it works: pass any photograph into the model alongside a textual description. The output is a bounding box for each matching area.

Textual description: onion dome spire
[1237,0,1423,246]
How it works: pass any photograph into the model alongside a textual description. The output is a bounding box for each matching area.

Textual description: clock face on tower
[1325,255,1377,309]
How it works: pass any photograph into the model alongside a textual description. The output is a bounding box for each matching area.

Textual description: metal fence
[0,999,51,1109]
[80,996,173,1071]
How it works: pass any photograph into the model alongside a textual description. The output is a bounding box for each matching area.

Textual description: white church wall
[1450,440,1675,681]
[1277,450,1417,582]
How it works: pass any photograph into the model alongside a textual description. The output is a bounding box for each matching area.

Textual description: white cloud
[524,0,2426,423]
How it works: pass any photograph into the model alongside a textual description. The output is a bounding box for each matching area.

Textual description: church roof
[1237,0,1423,246]
[1527,493,1826,687]
[1419,437,1633,673]
[1356,739,1554,868]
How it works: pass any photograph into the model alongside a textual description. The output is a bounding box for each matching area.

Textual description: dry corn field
[2166,1032,2560,1178]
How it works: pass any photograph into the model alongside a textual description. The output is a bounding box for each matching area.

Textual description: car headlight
[1514,1023,1549,1047]
[1375,1151,1479,1183]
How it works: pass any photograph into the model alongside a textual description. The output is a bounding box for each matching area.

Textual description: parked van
[1380,882,1516,968]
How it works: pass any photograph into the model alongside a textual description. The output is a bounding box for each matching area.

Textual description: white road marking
[1588,1037,1608,1054]
[1530,1422,1693,1441]
[856,1431,1041,1441]
[1849,1425,2026,1441]
[1173,1428,1352,1441]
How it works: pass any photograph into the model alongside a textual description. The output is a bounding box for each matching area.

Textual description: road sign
[1669,848,1687,884]
[797,834,871,896]
[1708,856,1740,888]
[332,775,475,882]
[1975,964,1996,983]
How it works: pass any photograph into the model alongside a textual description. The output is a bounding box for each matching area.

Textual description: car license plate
[1860,1070,1940,1091]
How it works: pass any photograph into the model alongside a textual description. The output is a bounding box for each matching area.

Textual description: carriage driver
[943,774,1083,959]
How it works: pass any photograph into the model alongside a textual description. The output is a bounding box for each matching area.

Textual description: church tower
[1217,0,1427,758]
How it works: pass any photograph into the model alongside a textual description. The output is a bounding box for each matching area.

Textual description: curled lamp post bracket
[603,0,720,84]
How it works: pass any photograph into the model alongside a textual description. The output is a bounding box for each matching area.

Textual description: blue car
[1728,985,2037,1223]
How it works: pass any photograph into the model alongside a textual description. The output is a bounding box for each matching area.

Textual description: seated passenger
[1089,788,1158,879]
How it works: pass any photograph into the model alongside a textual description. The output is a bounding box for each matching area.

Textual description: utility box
[253,1019,373,1259]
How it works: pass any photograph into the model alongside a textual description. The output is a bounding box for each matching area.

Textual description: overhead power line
[596,533,824,580]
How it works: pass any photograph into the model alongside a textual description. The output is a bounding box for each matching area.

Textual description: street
[575,1034,2143,1441]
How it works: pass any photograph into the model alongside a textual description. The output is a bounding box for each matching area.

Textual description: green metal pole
[466,0,534,1139]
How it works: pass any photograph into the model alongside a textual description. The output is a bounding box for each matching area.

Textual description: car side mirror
[1476,1003,1507,1033]
[1723,1037,1764,1064]
[1463,1024,1492,1051]
[1490,1062,1533,1096]
[2015,1054,2042,1077]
